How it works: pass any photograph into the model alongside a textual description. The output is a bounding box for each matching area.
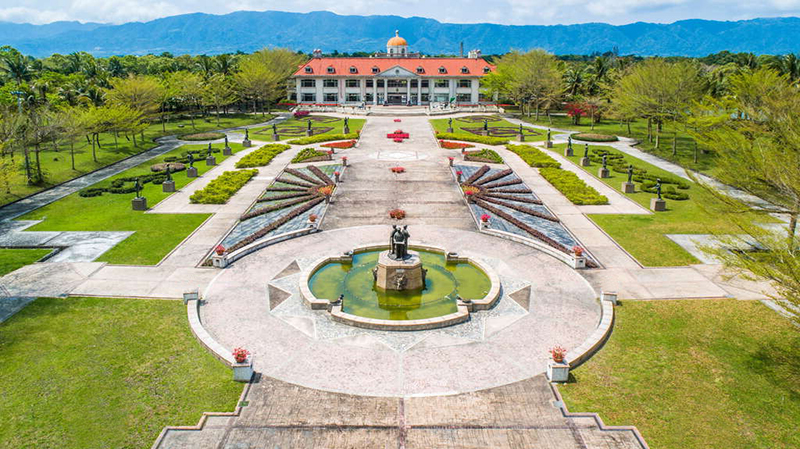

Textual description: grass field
[553,143,773,266]
[560,299,800,449]
[0,296,241,449]
[252,115,364,140]
[19,142,247,265]
[2,113,269,207]
[430,116,547,142]
[0,248,52,276]
[515,114,715,175]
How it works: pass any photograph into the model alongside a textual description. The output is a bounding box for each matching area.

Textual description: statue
[602,153,608,169]
[483,119,488,131]
[207,142,213,157]
[344,117,349,127]
[519,123,523,135]
[583,143,589,158]
[656,178,663,200]
[307,120,312,131]
[165,164,172,181]
[547,129,551,141]
[134,177,142,198]
[187,153,195,167]
[244,128,249,140]
[627,165,634,183]
[224,135,229,148]
[272,123,277,134]
[448,117,453,128]
[568,135,572,149]
[389,225,410,260]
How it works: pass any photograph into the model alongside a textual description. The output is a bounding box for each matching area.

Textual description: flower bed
[389,209,406,219]
[235,144,291,168]
[573,133,619,142]
[178,132,226,141]
[291,148,333,163]
[390,167,406,174]
[439,140,475,150]
[320,140,356,149]
[287,132,359,145]
[190,169,258,204]
[464,149,503,164]
[506,144,561,168]
[435,132,508,146]
[538,168,608,205]
[293,110,310,119]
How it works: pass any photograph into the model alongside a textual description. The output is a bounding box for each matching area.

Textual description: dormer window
[372,66,380,74]
[460,66,469,74]
[304,66,313,74]
[438,66,447,74]
[483,66,491,74]
[349,66,358,74]
[416,66,424,74]
[327,66,335,74]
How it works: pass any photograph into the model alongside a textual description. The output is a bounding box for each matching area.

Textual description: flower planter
[233,357,254,382]
[547,360,569,382]
[572,256,586,269]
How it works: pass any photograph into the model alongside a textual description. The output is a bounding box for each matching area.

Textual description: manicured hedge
[465,149,503,164]
[435,132,508,146]
[539,167,608,205]
[235,144,291,168]
[179,132,226,141]
[506,144,561,168]
[586,147,690,200]
[189,169,258,204]
[573,133,619,142]
[291,148,332,163]
[287,132,359,145]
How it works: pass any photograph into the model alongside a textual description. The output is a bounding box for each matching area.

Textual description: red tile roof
[293,57,495,77]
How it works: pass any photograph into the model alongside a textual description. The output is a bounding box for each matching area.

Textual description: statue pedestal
[223,146,232,156]
[480,130,488,136]
[242,139,252,148]
[446,127,454,133]
[580,157,591,167]
[374,250,424,291]
[564,147,573,157]
[132,197,147,211]
[272,134,280,141]
[162,180,175,193]
[306,130,313,137]
[206,156,217,166]
[622,182,635,193]
[343,126,350,135]
[651,198,666,211]
[545,141,553,149]
[187,167,198,178]
[598,167,610,178]
[517,134,525,142]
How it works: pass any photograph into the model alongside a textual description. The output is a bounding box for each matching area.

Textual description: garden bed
[291,148,334,163]
[288,132,360,145]
[572,133,619,142]
[464,149,503,164]
[190,169,258,204]
[235,144,291,168]
[179,132,226,141]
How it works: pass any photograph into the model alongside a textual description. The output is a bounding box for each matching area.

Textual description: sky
[1,0,800,26]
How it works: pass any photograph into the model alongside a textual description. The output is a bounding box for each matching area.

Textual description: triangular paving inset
[509,285,532,310]
[268,284,292,310]
[272,260,301,280]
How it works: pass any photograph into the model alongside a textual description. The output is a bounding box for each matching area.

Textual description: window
[326,66,335,74]
[461,66,469,74]
[366,79,374,88]
[372,66,380,74]
[421,80,429,88]
[347,93,360,102]
[324,93,337,102]
[421,93,430,102]
[304,66,313,74]
[387,79,407,88]
[435,79,449,88]
[458,79,471,88]
[416,66,424,74]
[410,80,418,88]
[377,79,385,87]
[457,93,471,102]
[301,93,316,102]
[365,93,374,102]
[483,66,491,74]
[438,66,447,74]
[349,66,358,74]
[323,79,338,88]
[346,79,360,88]
[289,92,297,101]
[300,79,315,88]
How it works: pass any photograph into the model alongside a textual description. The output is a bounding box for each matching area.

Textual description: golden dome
[387,30,407,47]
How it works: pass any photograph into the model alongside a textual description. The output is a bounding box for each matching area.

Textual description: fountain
[301,227,501,330]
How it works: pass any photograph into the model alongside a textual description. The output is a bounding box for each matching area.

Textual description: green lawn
[430,116,546,142]
[560,299,800,449]
[2,113,269,207]
[515,114,715,175]
[19,142,248,265]
[251,115,365,140]
[0,248,52,276]
[554,143,773,266]
[0,296,241,449]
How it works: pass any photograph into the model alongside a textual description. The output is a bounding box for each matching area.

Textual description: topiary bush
[189,169,258,204]
[464,149,503,164]
[179,132,226,141]
[287,132,359,145]
[539,167,608,205]
[434,132,508,146]
[573,133,619,142]
[235,144,291,168]
[585,147,691,199]
[506,144,561,168]
[291,148,332,163]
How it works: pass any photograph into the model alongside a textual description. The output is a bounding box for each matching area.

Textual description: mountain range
[2,10,800,57]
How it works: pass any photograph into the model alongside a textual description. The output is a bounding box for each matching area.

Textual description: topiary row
[291,148,332,163]
[189,169,258,204]
[572,133,619,142]
[235,144,291,168]
[435,132,508,146]
[287,132,360,145]
[79,168,186,198]
[538,168,609,205]
[465,149,504,164]
[585,147,691,200]
[506,144,561,168]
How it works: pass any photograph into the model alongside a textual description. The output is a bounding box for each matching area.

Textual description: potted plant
[549,345,567,363]
[334,171,341,182]
[232,347,250,364]
[342,156,348,166]
[231,347,253,382]
[571,246,586,269]
[480,214,491,228]
[448,156,454,166]
[546,345,570,382]
[389,209,406,219]
[456,170,463,182]
[572,246,584,257]
[390,166,406,174]
[214,244,226,256]
[308,213,318,223]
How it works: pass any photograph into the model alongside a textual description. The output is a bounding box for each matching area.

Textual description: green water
[309,249,491,320]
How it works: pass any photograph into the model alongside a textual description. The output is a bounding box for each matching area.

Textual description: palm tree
[563,66,585,100]
[215,54,235,76]
[1,53,34,86]
[772,54,800,86]
[195,55,215,79]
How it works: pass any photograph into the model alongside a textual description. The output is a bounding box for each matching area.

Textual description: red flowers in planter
[549,345,567,363]
[389,208,406,219]
[318,185,334,196]
[572,246,584,257]
[321,140,356,149]
[387,129,410,140]
[390,167,406,174]
[394,119,402,122]
[440,140,474,150]
[232,347,250,363]
[214,244,226,255]
[480,214,491,223]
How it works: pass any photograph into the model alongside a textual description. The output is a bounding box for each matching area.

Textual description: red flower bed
[321,140,356,149]
[394,119,402,122]
[393,138,404,143]
[293,110,310,119]
[439,140,474,150]
[389,209,406,219]
[390,167,406,174]
[387,131,410,139]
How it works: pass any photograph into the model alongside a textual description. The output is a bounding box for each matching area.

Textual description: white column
[295,79,301,103]
[373,80,378,105]
[360,79,365,104]
[418,79,422,105]
[383,80,388,104]
[406,80,411,104]
[471,79,478,104]
[450,79,456,104]
[316,79,323,104]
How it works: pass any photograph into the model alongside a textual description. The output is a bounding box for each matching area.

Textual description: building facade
[290,31,495,106]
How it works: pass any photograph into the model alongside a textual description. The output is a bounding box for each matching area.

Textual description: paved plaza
[0,111,780,448]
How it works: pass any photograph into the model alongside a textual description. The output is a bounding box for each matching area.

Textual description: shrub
[539,167,608,205]
[190,169,258,204]
[179,132,226,141]
[464,149,503,164]
[435,132,508,145]
[439,140,474,150]
[506,144,560,168]
[291,148,332,163]
[573,133,619,142]
[321,140,356,149]
[287,132,359,145]
[235,144,291,168]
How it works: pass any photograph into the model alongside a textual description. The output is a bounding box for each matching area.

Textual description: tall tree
[483,49,562,120]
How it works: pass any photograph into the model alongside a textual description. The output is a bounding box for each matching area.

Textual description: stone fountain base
[374,250,425,291]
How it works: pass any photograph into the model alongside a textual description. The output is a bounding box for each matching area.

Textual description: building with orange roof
[290,31,495,106]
